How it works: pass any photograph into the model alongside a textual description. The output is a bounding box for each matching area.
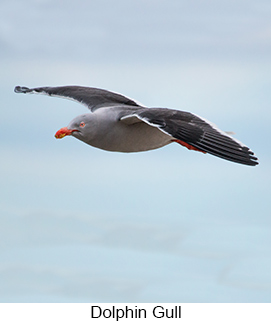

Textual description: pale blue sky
[0,0,271,302]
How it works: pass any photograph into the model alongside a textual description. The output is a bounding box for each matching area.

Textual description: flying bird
[14,85,258,166]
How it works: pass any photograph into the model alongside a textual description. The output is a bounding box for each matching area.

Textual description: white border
[0,303,270,323]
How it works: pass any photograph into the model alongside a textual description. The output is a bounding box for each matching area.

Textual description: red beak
[55,127,75,139]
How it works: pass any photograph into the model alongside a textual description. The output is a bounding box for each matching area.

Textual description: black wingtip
[246,157,259,166]
[14,86,31,93]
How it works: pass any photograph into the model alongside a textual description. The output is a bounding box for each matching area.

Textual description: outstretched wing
[121,108,259,166]
[14,85,142,111]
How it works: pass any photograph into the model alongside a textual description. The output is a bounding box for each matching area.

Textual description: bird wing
[120,108,258,166]
[14,85,142,112]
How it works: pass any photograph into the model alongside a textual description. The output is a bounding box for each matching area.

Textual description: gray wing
[14,85,142,111]
[121,108,259,166]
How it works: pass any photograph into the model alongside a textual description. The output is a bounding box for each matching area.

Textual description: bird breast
[83,108,172,152]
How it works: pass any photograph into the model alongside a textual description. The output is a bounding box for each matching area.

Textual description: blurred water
[1,208,271,302]
[1,145,271,302]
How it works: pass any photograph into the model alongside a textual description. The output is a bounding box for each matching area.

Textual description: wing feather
[14,85,141,111]
[121,108,258,166]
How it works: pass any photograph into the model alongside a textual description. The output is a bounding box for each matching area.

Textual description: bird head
[55,114,94,141]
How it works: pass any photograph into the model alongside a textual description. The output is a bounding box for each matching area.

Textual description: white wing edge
[120,114,172,136]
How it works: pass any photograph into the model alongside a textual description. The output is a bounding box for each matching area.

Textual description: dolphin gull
[14,85,258,166]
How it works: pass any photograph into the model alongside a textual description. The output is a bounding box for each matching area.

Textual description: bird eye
[80,122,85,128]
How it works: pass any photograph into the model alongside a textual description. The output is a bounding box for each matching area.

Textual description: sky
[0,0,271,302]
